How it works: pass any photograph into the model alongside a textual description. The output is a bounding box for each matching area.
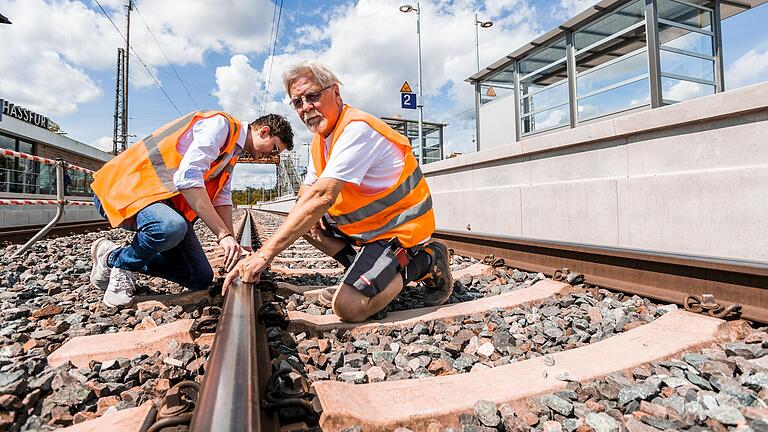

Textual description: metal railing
[0,148,97,257]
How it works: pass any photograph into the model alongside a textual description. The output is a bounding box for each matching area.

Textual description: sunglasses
[289,85,333,110]
[269,143,281,156]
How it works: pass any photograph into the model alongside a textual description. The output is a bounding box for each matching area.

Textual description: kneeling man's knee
[332,290,368,323]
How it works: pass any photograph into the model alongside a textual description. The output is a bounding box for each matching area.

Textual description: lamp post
[474,14,493,72]
[399,3,425,165]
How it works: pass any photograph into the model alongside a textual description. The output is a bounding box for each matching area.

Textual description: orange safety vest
[91,111,242,227]
[311,105,434,248]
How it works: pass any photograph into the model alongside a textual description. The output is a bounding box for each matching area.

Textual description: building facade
[0,99,112,227]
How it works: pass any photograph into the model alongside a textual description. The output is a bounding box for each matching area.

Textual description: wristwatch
[257,249,271,264]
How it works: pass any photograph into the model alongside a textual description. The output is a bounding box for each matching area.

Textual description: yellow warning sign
[400,81,413,93]
[486,86,497,97]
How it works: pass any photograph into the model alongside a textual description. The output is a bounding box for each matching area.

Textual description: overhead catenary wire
[93,0,183,116]
[132,2,200,110]
[261,0,284,114]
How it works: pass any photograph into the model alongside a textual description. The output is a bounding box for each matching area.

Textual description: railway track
[1,209,768,431]
[0,220,110,244]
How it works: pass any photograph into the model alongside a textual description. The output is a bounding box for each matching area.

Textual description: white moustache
[303,109,321,123]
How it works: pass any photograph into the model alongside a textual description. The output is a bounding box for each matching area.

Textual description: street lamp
[474,14,493,72]
[399,2,425,166]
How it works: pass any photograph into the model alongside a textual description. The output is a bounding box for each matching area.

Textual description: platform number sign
[400,81,416,110]
[401,93,416,109]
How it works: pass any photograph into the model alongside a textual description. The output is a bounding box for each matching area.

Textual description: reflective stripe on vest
[311,105,434,248]
[91,111,241,227]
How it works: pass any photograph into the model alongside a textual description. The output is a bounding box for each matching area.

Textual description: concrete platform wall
[424,81,768,263]
[0,204,102,228]
[257,195,297,214]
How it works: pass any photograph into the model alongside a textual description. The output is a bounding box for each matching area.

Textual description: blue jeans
[93,195,213,290]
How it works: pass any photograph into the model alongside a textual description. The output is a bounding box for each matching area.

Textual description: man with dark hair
[89,111,293,307]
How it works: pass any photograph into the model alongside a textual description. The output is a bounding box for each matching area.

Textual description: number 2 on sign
[401,92,416,109]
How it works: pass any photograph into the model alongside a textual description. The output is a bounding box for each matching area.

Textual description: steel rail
[0,220,110,243]
[433,229,768,323]
[190,211,276,431]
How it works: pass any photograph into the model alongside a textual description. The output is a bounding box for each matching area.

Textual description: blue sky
[1,0,767,189]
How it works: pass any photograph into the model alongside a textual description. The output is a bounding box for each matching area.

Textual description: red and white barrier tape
[0,199,94,206]
[0,149,96,174]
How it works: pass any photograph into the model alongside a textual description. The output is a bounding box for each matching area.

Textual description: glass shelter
[470,0,758,148]
[382,117,445,165]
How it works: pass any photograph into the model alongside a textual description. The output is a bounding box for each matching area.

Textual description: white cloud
[212,54,263,121]
[231,164,277,190]
[664,79,707,102]
[214,0,543,157]
[0,0,276,117]
[554,0,597,20]
[726,47,768,89]
[90,136,114,152]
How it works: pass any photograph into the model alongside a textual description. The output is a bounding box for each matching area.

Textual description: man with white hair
[225,61,453,322]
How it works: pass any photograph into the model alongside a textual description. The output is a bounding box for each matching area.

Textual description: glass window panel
[17,140,33,155]
[662,77,714,102]
[480,82,515,105]
[577,50,648,96]
[38,165,54,195]
[574,0,644,50]
[520,80,568,114]
[660,27,713,56]
[521,106,569,134]
[661,50,714,81]
[518,37,567,75]
[578,78,649,122]
[0,134,15,151]
[658,0,712,30]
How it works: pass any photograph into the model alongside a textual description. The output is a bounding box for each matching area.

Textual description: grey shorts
[321,216,418,298]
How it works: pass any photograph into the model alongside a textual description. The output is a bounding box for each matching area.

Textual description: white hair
[282,61,343,96]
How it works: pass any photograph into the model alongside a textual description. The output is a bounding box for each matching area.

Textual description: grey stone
[685,371,713,390]
[585,412,619,432]
[540,394,573,416]
[453,354,476,371]
[743,372,768,391]
[338,371,366,384]
[708,406,745,425]
[372,350,396,366]
[661,375,690,388]
[725,342,766,359]
[473,400,500,427]
[0,370,25,388]
[540,306,560,317]
[47,383,93,407]
[618,379,660,405]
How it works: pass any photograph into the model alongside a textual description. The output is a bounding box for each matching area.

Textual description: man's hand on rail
[222,249,270,295]
[219,235,245,272]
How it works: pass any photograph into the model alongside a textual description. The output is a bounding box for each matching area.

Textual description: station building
[0,99,112,228]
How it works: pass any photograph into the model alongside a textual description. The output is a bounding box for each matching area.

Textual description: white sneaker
[102,267,136,308]
[90,238,118,290]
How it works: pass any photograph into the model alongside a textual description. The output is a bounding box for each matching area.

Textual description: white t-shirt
[303,121,404,195]
[173,115,246,206]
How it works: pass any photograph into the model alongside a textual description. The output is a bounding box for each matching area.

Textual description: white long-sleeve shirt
[173,114,246,206]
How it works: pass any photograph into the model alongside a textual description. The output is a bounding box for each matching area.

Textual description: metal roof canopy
[381,117,445,137]
[467,0,765,84]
